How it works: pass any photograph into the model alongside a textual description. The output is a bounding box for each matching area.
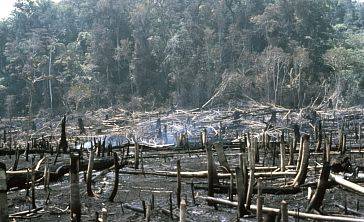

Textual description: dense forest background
[0,0,363,117]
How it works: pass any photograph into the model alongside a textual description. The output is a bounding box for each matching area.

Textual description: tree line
[0,0,363,117]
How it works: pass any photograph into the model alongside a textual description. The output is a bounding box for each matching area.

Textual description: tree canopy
[0,0,363,116]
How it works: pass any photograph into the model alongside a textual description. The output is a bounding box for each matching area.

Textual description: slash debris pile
[0,103,363,221]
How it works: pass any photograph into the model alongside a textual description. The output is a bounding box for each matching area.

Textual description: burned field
[1,104,364,221]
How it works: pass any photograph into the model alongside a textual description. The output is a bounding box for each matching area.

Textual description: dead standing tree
[59,115,68,153]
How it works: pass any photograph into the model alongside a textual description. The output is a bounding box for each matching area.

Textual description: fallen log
[330,173,364,195]
[119,169,296,179]
[6,157,115,190]
[197,196,364,222]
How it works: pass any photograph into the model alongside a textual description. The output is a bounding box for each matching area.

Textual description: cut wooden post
[179,198,187,222]
[86,146,95,197]
[70,153,81,222]
[109,152,119,202]
[134,143,140,169]
[281,200,288,222]
[292,134,310,187]
[177,159,182,208]
[0,162,8,222]
[257,178,263,222]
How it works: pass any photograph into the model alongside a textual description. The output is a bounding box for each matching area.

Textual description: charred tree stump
[206,145,215,206]
[280,136,286,172]
[12,147,19,171]
[177,159,182,208]
[306,162,330,213]
[214,142,230,173]
[339,126,345,154]
[191,180,196,205]
[257,178,263,222]
[292,134,310,187]
[0,163,8,222]
[236,154,248,218]
[281,201,288,222]
[134,143,140,170]
[70,153,81,222]
[288,138,294,165]
[109,152,119,202]
[246,138,256,209]
[179,198,187,222]
[26,143,30,162]
[315,120,322,152]
[77,118,85,134]
[59,115,68,153]
[31,163,36,209]
[86,146,95,197]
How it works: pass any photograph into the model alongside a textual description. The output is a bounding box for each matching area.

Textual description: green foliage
[0,0,362,116]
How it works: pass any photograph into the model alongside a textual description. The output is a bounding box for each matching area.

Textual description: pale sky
[0,0,61,20]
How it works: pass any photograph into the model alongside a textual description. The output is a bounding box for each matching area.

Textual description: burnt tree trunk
[59,115,68,153]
